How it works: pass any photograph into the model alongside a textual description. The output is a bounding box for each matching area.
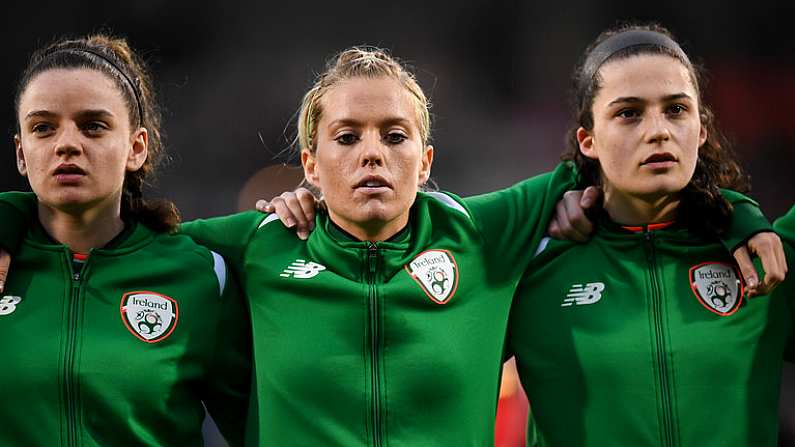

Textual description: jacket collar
[26,219,156,255]
[306,193,457,282]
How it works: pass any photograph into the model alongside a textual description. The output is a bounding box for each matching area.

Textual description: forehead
[19,68,128,116]
[319,76,419,125]
[596,54,696,101]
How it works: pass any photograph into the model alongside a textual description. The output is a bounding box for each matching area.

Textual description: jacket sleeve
[462,162,578,282]
[0,191,37,254]
[180,211,266,275]
[720,189,773,252]
[199,257,252,446]
[774,207,795,362]
[773,205,795,245]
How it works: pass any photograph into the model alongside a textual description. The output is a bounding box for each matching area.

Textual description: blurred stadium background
[2,1,793,445]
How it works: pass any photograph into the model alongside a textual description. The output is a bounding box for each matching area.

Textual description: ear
[698,122,707,149]
[301,148,320,189]
[417,145,434,185]
[576,127,598,160]
[126,128,149,172]
[14,134,27,176]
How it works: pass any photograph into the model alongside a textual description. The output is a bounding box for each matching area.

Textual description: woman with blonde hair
[0,42,782,445]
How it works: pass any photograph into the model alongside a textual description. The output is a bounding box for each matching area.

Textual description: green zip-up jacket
[0,165,772,446]
[0,220,252,446]
[509,212,793,447]
[179,167,770,446]
[180,163,579,446]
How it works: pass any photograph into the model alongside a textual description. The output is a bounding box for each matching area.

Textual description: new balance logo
[562,283,604,307]
[0,296,22,316]
[280,260,326,279]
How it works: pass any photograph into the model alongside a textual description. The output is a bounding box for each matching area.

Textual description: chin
[355,206,396,224]
[632,182,688,201]
[39,189,106,214]
[637,172,689,193]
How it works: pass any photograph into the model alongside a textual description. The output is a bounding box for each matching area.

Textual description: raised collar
[26,219,156,255]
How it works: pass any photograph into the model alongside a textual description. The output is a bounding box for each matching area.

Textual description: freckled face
[302,77,432,239]
[15,69,147,213]
[578,54,706,201]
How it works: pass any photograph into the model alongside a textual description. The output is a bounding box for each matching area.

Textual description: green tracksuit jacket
[0,219,252,446]
[0,167,771,446]
[509,211,792,447]
[180,167,770,446]
[180,163,579,446]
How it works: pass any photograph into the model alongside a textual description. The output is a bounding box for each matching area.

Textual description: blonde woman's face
[302,77,433,240]
[578,54,706,201]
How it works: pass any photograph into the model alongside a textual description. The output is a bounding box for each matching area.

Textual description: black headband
[40,47,144,126]
[582,30,690,81]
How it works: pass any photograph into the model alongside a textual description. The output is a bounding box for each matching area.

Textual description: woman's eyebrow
[607,92,693,108]
[24,109,58,120]
[75,109,116,120]
[607,96,644,107]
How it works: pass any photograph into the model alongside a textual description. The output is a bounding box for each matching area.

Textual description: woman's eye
[617,109,640,119]
[82,122,108,134]
[335,133,359,145]
[31,123,54,134]
[667,104,686,115]
[385,132,407,144]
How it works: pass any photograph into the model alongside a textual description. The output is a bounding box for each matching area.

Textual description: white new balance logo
[280,259,326,279]
[562,282,605,307]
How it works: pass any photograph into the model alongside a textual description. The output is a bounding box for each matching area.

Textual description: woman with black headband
[0,35,251,445]
[0,34,785,445]
[508,23,790,446]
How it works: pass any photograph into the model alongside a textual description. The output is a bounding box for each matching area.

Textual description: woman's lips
[354,175,392,194]
[641,160,678,169]
[641,153,677,170]
[53,164,87,185]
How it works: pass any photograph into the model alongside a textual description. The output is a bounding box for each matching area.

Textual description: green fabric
[177,163,577,446]
[773,205,795,245]
[720,189,773,252]
[773,206,795,362]
[509,218,792,447]
[0,191,37,253]
[0,171,776,445]
[180,210,266,273]
[0,222,252,446]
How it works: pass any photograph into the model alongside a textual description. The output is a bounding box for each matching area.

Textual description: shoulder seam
[425,191,471,220]
[257,213,280,230]
[210,251,227,297]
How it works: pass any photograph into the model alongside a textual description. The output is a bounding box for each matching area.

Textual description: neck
[38,199,125,253]
[603,188,680,226]
[328,211,409,243]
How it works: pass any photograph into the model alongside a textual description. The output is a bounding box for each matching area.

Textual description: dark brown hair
[14,34,180,232]
[564,23,750,235]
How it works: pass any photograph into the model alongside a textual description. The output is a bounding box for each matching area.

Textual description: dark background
[3,1,794,445]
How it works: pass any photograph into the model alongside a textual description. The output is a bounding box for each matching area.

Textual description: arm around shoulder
[463,162,578,275]
[179,210,266,270]
[720,189,773,252]
[0,191,38,254]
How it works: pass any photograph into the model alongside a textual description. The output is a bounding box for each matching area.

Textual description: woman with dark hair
[0,40,783,445]
[0,44,590,445]
[508,24,790,446]
[0,35,251,446]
